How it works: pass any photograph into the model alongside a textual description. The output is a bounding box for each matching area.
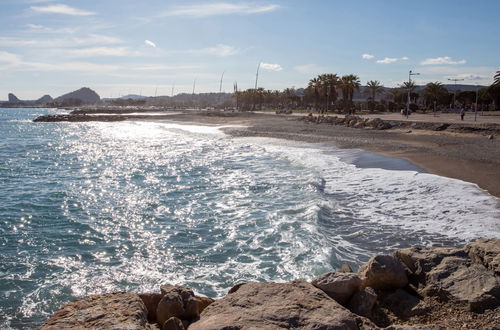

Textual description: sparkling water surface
[1,108,499,328]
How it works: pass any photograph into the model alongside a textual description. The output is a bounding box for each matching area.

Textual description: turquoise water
[1,108,499,328]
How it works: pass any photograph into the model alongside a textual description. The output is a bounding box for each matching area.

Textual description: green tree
[339,74,361,114]
[365,80,384,101]
[422,82,449,109]
[307,74,339,113]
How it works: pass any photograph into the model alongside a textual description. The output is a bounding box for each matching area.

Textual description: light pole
[447,78,464,110]
[406,70,420,118]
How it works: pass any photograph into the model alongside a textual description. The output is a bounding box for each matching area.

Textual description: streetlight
[406,70,420,118]
[447,78,464,110]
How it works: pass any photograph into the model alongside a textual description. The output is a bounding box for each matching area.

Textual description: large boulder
[465,238,500,275]
[189,280,375,329]
[311,271,362,304]
[422,256,500,312]
[395,245,500,312]
[348,287,377,318]
[359,255,408,290]
[41,292,153,329]
[395,247,467,277]
[156,284,213,326]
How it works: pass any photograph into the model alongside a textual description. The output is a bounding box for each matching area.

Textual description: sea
[1,108,499,328]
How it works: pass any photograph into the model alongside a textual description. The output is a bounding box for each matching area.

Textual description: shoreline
[155,111,500,199]
[32,109,500,198]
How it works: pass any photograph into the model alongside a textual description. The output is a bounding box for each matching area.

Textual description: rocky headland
[41,238,500,329]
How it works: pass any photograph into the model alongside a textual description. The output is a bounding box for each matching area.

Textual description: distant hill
[8,93,21,103]
[55,87,100,104]
[37,95,53,104]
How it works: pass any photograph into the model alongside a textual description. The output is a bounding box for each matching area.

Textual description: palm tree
[423,82,449,110]
[401,81,418,104]
[365,80,384,101]
[307,74,339,113]
[339,74,361,114]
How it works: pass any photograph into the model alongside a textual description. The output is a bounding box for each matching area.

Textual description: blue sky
[0,0,499,100]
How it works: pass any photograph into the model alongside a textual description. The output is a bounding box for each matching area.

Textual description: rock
[384,325,445,330]
[163,316,185,330]
[311,271,362,304]
[156,284,214,326]
[465,238,500,275]
[41,292,153,329]
[340,264,354,273]
[359,255,408,290]
[189,280,376,330]
[228,282,246,294]
[422,256,500,312]
[394,247,466,280]
[380,289,425,318]
[348,287,377,318]
[139,293,163,323]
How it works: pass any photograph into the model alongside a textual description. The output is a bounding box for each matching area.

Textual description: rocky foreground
[41,238,500,329]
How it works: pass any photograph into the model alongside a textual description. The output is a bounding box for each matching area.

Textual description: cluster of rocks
[41,238,499,329]
[300,114,397,130]
[299,114,500,137]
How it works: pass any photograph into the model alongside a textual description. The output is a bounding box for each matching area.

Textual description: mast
[254,61,261,89]
[219,71,225,93]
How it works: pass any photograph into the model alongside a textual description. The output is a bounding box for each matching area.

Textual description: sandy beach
[149,111,500,199]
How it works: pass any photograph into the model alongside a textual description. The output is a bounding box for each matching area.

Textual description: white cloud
[67,47,135,57]
[376,57,398,64]
[420,56,466,65]
[26,23,75,34]
[25,61,120,72]
[294,64,326,74]
[362,53,374,59]
[144,40,156,48]
[132,64,200,71]
[0,34,122,48]
[0,51,22,70]
[190,44,239,57]
[162,2,280,17]
[261,62,283,71]
[31,4,95,16]
[376,56,408,64]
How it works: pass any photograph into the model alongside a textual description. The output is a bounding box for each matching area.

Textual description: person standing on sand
[460,108,465,120]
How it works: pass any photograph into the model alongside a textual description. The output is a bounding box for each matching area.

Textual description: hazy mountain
[8,93,21,103]
[37,95,53,104]
[55,87,100,104]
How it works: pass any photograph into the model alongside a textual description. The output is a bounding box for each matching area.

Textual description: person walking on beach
[460,108,465,121]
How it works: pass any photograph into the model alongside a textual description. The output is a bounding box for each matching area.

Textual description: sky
[0,0,499,100]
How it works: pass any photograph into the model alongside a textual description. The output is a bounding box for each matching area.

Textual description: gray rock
[311,271,362,305]
[394,247,466,281]
[348,287,377,318]
[41,292,153,329]
[465,238,500,275]
[422,256,500,312]
[359,255,408,290]
[189,280,376,330]
[380,289,426,318]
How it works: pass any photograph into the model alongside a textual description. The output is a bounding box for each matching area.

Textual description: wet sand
[152,111,500,199]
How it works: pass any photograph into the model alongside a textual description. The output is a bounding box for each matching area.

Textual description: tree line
[233,71,500,112]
